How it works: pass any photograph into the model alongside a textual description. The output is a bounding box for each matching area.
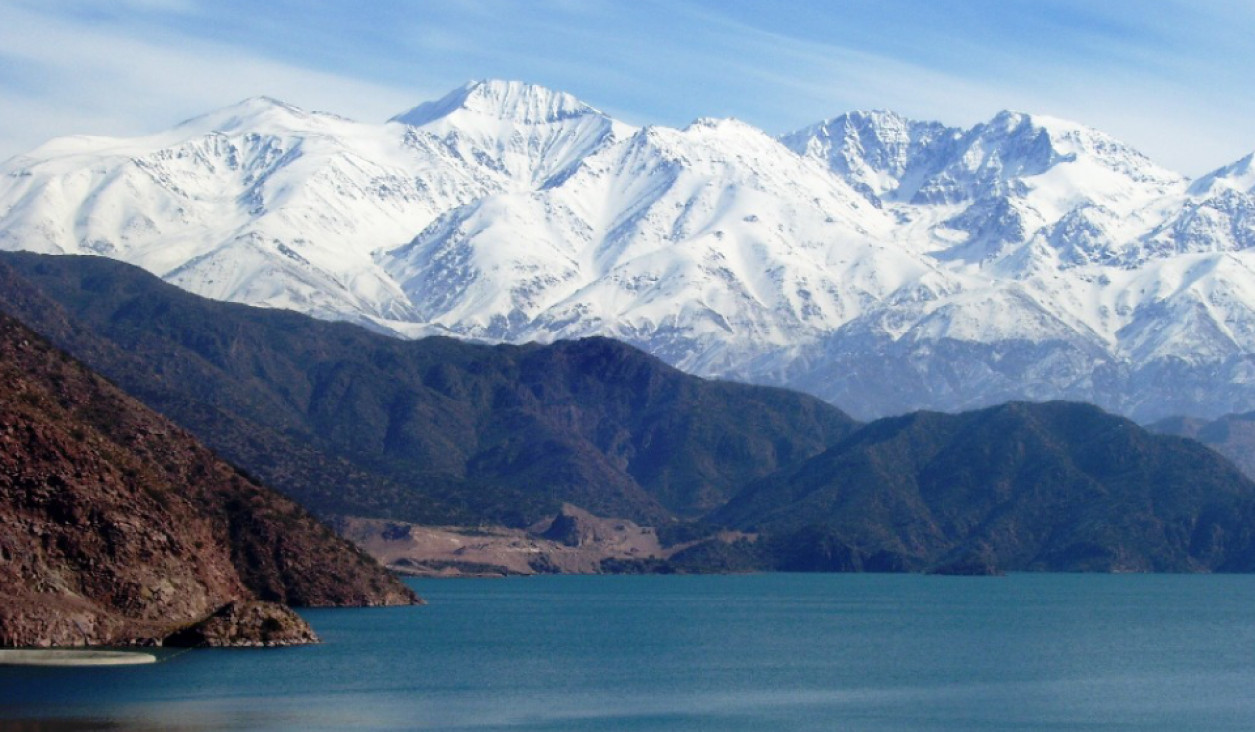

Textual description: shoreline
[0,649,158,667]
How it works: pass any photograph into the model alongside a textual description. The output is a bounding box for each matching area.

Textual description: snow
[4,79,1255,420]
[1189,153,1255,197]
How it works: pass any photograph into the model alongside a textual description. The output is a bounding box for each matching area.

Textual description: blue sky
[1,0,1251,175]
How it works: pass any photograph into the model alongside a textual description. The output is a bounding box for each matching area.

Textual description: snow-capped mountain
[2,79,1254,421]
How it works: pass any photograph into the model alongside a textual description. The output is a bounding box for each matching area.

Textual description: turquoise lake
[5,573,1255,730]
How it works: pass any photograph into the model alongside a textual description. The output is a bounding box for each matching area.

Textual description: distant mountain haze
[1151,411,1255,482]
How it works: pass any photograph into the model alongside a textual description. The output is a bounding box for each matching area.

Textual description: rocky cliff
[0,311,418,648]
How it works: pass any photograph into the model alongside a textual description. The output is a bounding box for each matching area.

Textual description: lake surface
[5,573,1255,730]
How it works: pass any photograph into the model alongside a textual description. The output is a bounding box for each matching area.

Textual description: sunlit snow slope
[3,80,1254,420]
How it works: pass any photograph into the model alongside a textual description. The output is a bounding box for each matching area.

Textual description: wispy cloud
[608,0,1255,174]
[0,0,1251,175]
[0,2,419,160]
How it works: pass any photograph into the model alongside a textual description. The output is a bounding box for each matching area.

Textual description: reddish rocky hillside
[0,311,417,648]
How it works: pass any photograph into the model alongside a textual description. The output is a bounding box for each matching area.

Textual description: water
[5,573,1255,730]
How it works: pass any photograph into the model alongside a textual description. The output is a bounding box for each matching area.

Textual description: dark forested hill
[712,401,1255,573]
[0,252,857,528]
[8,252,1253,575]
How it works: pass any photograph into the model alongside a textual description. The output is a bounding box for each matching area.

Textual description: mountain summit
[2,81,1255,420]
[390,79,606,127]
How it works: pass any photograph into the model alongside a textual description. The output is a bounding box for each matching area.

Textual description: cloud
[0,2,421,161]
[629,0,1255,174]
[0,0,1250,175]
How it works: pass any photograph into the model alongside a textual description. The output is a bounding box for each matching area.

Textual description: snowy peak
[1148,152,1255,261]
[790,108,1180,208]
[9,97,325,165]
[175,96,329,136]
[5,82,1255,423]
[782,110,960,202]
[683,116,761,133]
[390,79,603,127]
[784,107,1186,274]
[970,110,1177,185]
[966,111,1069,174]
[1190,152,1255,197]
[671,116,808,161]
[387,80,628,191]
[912,110,1180,207]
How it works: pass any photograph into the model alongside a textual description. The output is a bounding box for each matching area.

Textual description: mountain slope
[4,81,1255,420]
[5,252,1251,577]
[711,401,1255,573]
[0,309,417,647]
[380,115,913,378]
[1151,410,1255,482]
[0,251,857,528]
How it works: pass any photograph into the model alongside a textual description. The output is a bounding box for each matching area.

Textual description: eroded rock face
[0,311,418,648]
[164,601,319,648]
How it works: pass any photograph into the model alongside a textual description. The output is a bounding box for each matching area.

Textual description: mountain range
[715,401,1255,573]
[3,80,1254,421]
[4,251,1255,575]
[0,251,855,529]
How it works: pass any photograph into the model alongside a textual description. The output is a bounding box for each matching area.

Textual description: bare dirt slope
[339,505,665,576]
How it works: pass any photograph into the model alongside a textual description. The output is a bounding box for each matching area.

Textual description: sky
[0,0,1252,176]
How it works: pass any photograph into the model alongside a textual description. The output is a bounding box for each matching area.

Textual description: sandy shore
[0,649,158,666]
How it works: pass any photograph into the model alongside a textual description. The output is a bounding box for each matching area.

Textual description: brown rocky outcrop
[0,311,418,648]
[164,601,319,648]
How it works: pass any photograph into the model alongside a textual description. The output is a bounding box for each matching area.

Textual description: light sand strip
[0,649,158,666]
